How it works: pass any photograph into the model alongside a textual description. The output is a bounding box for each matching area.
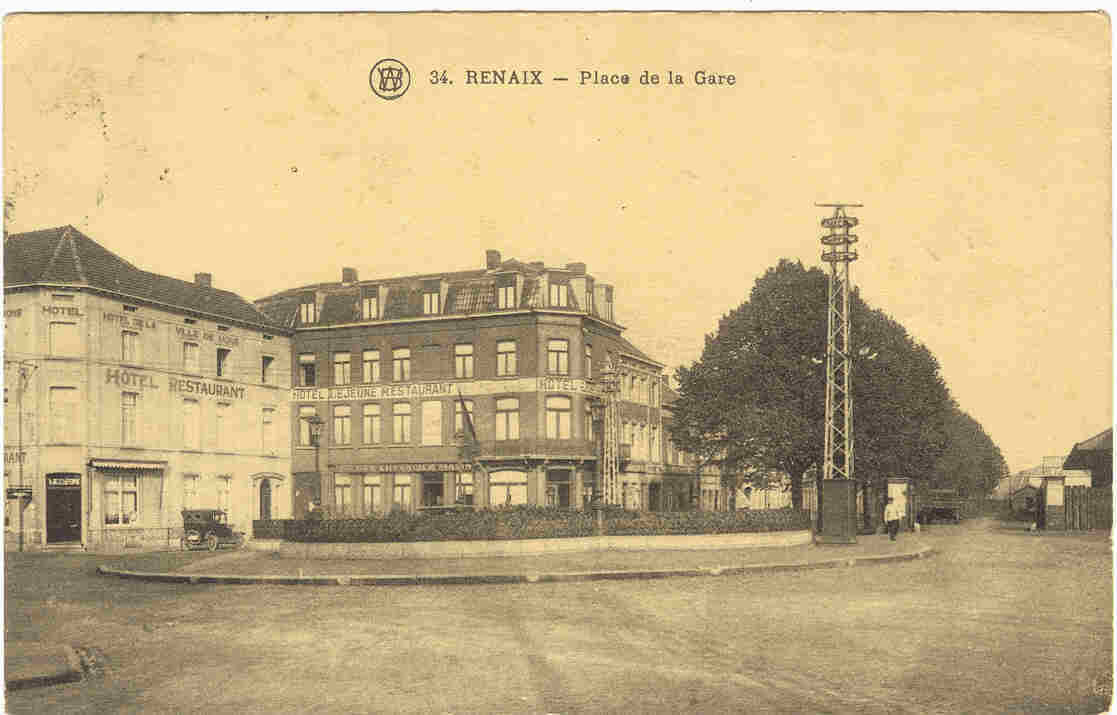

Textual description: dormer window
[422,281,441,315]
[300,297,317,325]
[549,282,568,308]
[496,279,516,310]
[362,288,379,320]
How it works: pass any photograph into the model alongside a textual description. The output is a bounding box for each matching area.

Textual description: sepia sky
[4,13,1110,474]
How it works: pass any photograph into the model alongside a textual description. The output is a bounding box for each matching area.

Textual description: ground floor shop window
[489,470,527,507]
[456,472,474,505]
[546,469,572,508]
[392,474,412,511]
[335,474,352,514]
[105,475,139,525]
[363,476,381,515]
[421,472,444,507]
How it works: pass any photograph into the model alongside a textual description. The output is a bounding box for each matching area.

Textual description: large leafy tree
[668,259,960,508]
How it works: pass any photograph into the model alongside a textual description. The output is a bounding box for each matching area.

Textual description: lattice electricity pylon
[598,352,622,505]
[819,204,861,482]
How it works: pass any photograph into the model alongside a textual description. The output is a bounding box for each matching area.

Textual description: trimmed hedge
[253,519,296,539]
[282,506,811,543]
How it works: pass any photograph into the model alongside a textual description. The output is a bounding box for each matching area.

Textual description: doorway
[546,469,571,508]
[46,473,82,543]
[421,472,444,507]
[260,480,272,520]
[648,482,661,512]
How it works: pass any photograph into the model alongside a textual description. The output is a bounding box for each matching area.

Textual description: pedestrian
[884,497,902,541]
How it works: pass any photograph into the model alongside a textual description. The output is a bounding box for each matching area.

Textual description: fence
[1064,486,1112,531]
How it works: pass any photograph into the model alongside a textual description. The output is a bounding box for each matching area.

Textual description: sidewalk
[97,531,934,586]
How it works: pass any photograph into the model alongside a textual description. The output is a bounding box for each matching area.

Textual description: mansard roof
[4,225,284,332]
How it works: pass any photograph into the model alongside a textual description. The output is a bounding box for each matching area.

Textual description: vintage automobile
[180,509,245,551]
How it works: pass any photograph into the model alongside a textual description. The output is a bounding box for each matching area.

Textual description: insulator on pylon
[821,216,858,229]
[821,250,859,263]
[821,234,858,245]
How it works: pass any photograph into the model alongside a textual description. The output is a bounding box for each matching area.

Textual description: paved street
[5,519,1111,714]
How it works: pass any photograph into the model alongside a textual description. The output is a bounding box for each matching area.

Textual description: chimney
[342,267,358,284]
[566,262,586,275]
[485,249,501,269]
[194,272,212,288]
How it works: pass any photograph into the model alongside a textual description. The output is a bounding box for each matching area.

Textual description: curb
[5,645,84,692]
[96,545,935,587]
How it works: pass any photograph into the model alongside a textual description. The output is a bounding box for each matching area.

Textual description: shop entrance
[421,472,444,507]
[46,473,82,543]
[546,469,572,508]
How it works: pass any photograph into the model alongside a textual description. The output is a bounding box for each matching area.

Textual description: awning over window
[89,459,167,470]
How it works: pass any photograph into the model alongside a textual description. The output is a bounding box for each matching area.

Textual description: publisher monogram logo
[370,59,411,101]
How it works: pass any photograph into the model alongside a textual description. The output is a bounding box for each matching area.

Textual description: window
[215,403,230,451]
[454,344,474,379]
[300,299,316,324]
[49,387,78,443]
[262,407,276,453]
[49,322,80,357]
[547,339,569,375]
[456,472,474,505]
[334,352,351,385]
[545,396,572,439]
[363,476,382,515]
[104,475,138,525]
[488,470,528,507]
[298,406,317,446]
[121,331,140,364]
[423,290,440,315]
[362,292,379,320]
[586,403,594,442]
[651,380,659,407]
[393,402,412,443]
[217,476,231,514]
[454,399,475,435]
[496,340,517,376]
[299,353,317,387]
[121,392,138,445]
[497,284,516,309]
[334,475,352,515]
[183,474,199,510]
[362,404,381,444]
[585,344,592,378]
[392,474,413,511]
[333,405,351,445]
[183,342,200,372]
[183,399,200,450]
[362,350,380,383]
[650,425,659,462]
[392,348,411,381]
[216,348,231,377]
[550,282,567,307]
[261,356,274,384]
[495,398,520,441]
[421,401,443,446]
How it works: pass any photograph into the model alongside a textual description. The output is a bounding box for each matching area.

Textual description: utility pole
[817,203,861,543]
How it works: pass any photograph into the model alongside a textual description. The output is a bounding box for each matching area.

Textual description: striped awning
[88,459,167,470]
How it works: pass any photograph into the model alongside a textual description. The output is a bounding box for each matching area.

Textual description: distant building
[4,227,293,551]
[1063,428,1112,489]
[255,250,673,516]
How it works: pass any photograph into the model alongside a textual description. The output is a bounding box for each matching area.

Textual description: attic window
[300,299,317,324]
[123,305,138,312]
[184,318,197,325]
[263,334,274,341]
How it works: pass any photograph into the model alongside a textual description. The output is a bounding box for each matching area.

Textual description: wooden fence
[1064,486,1112,531]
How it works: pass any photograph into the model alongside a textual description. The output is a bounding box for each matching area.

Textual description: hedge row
[266,506,811,543]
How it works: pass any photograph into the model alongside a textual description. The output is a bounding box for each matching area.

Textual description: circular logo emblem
[370,58,411,101]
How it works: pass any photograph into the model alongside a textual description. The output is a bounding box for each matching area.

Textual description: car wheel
[207,533,219,551]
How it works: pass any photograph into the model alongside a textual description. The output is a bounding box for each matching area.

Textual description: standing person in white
[884,497,902,541]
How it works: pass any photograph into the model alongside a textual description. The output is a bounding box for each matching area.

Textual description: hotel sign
[291,377,601,403]
[338,462,473,474]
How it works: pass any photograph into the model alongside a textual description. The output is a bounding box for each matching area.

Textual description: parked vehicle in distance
[181,509,245,551]
[916,489,966,524]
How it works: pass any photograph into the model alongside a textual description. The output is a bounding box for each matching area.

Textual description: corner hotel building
[254,250,687,516]
[3,227,293,550]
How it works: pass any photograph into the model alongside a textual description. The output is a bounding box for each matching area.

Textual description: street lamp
[305,416,325,514]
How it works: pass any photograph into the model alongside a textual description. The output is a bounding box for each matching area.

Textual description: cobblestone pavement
[4,519,1111,714]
